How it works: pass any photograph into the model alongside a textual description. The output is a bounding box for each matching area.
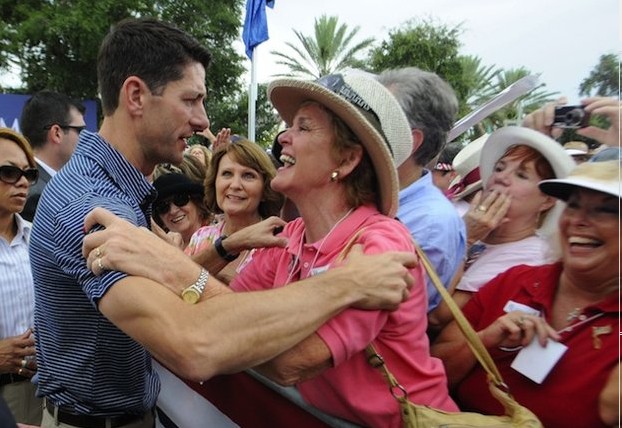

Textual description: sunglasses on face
[0,165,39,185]
[44,123,87,134]
[154,194,191,215]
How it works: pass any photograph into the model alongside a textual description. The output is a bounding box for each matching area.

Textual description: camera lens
[564,109,584,126]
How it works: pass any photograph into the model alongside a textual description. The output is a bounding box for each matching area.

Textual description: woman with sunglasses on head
[186,138,284,284]
[152,172,210,249]
[0,128,43,425]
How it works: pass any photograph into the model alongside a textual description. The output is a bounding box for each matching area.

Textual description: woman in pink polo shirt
[229,71,457,428]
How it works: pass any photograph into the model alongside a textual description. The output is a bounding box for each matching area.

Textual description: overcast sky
[242,0,620,103]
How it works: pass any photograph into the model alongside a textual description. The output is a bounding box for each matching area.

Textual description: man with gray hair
[377,67,466,327]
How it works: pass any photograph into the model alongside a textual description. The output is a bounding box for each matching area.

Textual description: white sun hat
[268,71,413,217]
[539,160,621,200]
[480,126,577,235]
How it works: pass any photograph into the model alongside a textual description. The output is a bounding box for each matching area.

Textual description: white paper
[448,75,540,142]
[511,337,568,384]
[503,300,541,316]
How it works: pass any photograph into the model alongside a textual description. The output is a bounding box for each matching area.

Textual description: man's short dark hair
[97,17,212,116]
[20,90,85,149]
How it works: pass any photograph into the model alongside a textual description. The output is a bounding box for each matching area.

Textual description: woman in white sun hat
[433,126,576,329]
[229,71,458,427]
[433,160,620,428]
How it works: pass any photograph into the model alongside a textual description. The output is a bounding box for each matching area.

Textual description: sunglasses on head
[154,193,191,215]
[0,165,39,185]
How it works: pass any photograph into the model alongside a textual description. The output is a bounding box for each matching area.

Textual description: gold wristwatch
[181,269,209,304]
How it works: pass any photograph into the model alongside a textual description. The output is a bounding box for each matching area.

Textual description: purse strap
[410,243,505,386]
[335,226,507,390]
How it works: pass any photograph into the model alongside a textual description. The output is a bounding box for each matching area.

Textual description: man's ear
[410,128,424,155]
[47,124,64,146]
[121,76,148,117]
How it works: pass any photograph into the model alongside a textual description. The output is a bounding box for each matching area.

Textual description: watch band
[181,269,209,304]
[214,235,239,262]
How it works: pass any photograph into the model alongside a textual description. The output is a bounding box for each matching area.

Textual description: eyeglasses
[153,194,191,215]
[0,165,39,185]
[44,124,87,134]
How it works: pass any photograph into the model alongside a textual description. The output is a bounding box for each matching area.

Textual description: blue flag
[242,0,275,59]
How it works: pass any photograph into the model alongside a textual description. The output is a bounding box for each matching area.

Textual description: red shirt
[457,263,618,428]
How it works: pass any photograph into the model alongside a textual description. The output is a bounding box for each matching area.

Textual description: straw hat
[539,160,621,200]
[447,134,489,200]
[481,126,576,234]
[268,71,412,217]
[563,141,589,157]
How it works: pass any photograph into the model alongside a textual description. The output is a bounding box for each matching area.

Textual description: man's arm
[85,208,416,381]
[98,244,414,382]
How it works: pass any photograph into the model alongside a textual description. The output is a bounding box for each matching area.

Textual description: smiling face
[0,138,31,217]
[485,151,555,223]
[158,194,203,244]
[215,153,265,220]
[270,103,340,201]
[559,188,619,282]
[139,62,209,169]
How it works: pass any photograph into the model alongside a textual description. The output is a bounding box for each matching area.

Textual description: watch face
[181,289,200,304]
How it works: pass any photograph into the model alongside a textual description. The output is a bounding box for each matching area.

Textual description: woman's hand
[578,97,621,147]
[478,311,560,350]
[464,190,511,246]
[521,96,568,139]
[0,329,36,378]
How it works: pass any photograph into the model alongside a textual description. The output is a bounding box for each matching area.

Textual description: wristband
[214,235,239,262]
[181,269,209,304]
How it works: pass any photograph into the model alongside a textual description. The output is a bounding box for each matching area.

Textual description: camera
[553,105,590,128]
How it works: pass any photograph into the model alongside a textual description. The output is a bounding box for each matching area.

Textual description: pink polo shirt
[231,204,457,428]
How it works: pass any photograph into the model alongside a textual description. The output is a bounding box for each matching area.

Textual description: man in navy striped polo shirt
[29,17,416,428]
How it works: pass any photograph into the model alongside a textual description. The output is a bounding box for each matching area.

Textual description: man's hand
[0,329,36,378]
[83,207,200,292]
[336,244,417,311]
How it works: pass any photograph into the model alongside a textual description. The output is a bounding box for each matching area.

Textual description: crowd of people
[0,16,619,428]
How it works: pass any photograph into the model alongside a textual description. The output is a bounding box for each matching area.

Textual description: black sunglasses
[0,165,39,185]
[154,194,191,215]
[44,123,87,134]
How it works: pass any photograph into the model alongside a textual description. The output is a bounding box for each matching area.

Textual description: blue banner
[242,0,275,59]
[0,93,98,134]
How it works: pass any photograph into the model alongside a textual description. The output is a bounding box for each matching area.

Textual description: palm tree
[270,15,375,79]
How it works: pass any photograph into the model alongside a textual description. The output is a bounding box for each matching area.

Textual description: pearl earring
[330,170,339,182]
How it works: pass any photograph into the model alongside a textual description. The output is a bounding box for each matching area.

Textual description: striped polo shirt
[30,131,159,416]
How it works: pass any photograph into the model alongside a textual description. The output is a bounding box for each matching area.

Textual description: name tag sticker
[503,300,541,316]
[511,337,568,384]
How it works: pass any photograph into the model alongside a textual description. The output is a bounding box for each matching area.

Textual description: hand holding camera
[552,105,590,128]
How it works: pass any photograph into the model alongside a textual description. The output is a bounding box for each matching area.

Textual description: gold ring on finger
[21,359,27,368]
[18,368,23,376]
[94,247,102,258]
[477,205,487,213]
[97,258,106,272]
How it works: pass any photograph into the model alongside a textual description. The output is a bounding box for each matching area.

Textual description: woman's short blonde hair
[0,127,36,168]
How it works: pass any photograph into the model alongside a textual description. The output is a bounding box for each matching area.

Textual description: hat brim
[539,176,621,201]
[480,127,576,184]
[480,127,576,235]
[452,181,482,200]
[268,79,399,217]
[154,182,203,204]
